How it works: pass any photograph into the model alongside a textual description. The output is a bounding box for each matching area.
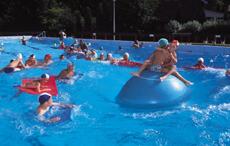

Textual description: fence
[1,31,230,44]
[74,32,230,44]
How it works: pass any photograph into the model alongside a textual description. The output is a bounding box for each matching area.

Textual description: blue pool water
[0,37,229,146]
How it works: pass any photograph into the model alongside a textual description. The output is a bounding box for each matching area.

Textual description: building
[204,9,224,21]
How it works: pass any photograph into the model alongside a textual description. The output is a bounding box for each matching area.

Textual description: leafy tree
[42,6,73,31]
[0,0,228,34]
[206,0,225,11]
[203,20,218,29]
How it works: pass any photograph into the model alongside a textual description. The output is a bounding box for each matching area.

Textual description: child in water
[21,74,51,93]
[37,93,74,123]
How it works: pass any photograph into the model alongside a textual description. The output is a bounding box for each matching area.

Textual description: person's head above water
[91,50,97,56]
[29,54,35,59]
[39,93,52,105]
[107,53,113,60]
[17,53,23,60]
[197,57,204,64]
[10,59,15,63]
[158,38,169,48]
[172,40,180,47]
[226,69,230,76]
[59,54,65,60]
[67,63,74,70]
[41,73,50,82]
[44,54,52,61]
[100,53,104,60]
[123,52,129,61]
[169,40,180,51]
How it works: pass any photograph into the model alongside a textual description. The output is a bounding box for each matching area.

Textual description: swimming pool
[0,37,229,146]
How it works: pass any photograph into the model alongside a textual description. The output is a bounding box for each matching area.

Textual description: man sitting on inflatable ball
[132,38,193,86]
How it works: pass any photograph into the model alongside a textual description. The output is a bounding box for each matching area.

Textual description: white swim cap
[172,40,180,46]
[198,57,204,63]
[124,52,129,57]
[100,53,104,55]
[39,92,51,97]
[108,53,112,57]
[41,73,50,79]
[17,53,23,59]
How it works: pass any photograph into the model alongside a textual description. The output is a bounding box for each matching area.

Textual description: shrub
[200,21,230,34]
[181,20,202,33]
[165,20,182,33]
[203,20,218,29]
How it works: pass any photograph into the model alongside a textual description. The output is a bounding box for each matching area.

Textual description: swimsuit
[162,65,174,71]
[149,65,162,72]
[3,67,15,73]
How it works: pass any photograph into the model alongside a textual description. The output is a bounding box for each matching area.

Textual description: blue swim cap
[39,93,51,105]
[158,38,169,48]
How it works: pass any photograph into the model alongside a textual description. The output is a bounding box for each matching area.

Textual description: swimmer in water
[132,40,143,48]
[98,53,105,61]
[21,36,26,45]
[71,39,78,48]
[56,63,75,80]
[21,74,51,93]
[35,54,53,67]
[226,69,230,77]
[112,52,130,64]
[192,57,206,69]
[85,50,98,61]
[59,41,66,49]
[37,93,74,123]
[59,54,65,60]
[121,52,129,61]
[105,53,114,62]
[25,54,37,67]
[79,40,89,53]
[43,54,53,65]
[59,31,67,41]
[0,53,26,73]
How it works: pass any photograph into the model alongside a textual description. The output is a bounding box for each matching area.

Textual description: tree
[42,6,74,32]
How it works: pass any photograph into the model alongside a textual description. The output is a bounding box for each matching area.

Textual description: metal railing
[36,31,46,38]
[0,31,230,45]
[74,32,230,44]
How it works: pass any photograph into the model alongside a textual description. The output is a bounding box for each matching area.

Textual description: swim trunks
[3,67,14,73]
[149,65,162,72]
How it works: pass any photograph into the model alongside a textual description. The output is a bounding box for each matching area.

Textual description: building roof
[204,9,224,18]
[201,0,208,4]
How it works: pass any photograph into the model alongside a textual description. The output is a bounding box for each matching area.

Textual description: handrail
[36,31,46,38]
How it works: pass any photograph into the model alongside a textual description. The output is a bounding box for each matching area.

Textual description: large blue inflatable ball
[116,71,189,108]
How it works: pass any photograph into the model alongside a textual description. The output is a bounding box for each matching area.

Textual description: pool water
[0,37,229,146]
